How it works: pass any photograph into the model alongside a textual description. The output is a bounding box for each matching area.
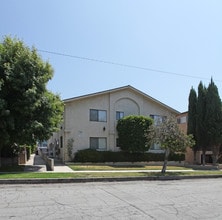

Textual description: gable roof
[63,85,180,114]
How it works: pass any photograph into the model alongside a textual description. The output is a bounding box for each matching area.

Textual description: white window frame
[90,137,107,150]
[90,109,107,122]
[150,114,166,125]
[178,116,187,124]
[116,111,124,120]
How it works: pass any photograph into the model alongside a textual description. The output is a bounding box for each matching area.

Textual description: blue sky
[1,0,222,112]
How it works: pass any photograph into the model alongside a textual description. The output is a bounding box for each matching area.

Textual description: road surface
[1,179,222,219]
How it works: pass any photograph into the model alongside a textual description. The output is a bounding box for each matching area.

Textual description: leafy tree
[0,36,63,159]
[147,116,194,173]
[189,80,222,166]
[187,87,198,163]
[33,91,64,141]
[116,115,153,153]
[196,82,208,165]
[205,79,222,165]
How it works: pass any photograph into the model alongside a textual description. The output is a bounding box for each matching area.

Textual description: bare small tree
[147,116,194,173]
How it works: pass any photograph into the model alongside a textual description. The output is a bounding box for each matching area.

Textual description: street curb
[1,175,222,184]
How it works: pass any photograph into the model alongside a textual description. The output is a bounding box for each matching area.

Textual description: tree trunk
[0,148,1,167]
[161,149,170,173]
[212,145,220,166]
[202,150,206,166]
[193,150,197,164]
[212,155,217,166]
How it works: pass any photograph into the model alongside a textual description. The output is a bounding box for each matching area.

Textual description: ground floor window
[90,137,107,150]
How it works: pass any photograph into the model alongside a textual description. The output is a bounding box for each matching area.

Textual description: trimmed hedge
[117,115,153,153]
[74,149,185,163]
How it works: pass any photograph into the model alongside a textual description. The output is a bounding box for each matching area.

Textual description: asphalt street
[1,179,222,220]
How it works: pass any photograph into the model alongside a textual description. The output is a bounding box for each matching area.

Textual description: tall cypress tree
[205,79,222,165]
[196,81,207,165]
[187,87,198,163]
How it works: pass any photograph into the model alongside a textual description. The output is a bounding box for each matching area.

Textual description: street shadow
[24,155,47,172]
[33,155,46,165]
[53,158,65,166]
[24,165,46,172]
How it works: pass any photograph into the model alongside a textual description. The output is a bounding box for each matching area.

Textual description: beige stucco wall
[60,88,176,161]
[47,87,179,161]
[64,94,108,153]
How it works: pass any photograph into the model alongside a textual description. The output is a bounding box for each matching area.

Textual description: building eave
[63,85,180,114]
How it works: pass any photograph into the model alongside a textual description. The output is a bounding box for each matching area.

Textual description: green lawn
[68,164,191,171]
[0,170,222,180]
[0,164,221,179]
[0,171,222,179]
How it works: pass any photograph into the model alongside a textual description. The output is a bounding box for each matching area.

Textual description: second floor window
[177,116,187,124]
[116,111,124,120]
[90,109,107,122]
[150,114,166,125]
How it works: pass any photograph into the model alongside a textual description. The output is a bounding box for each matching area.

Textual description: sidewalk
[24,154,74,172]
[1,155,221,184]
[24,154,47,172]
[53,158,74,172]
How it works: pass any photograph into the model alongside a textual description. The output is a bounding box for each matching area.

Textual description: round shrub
[117,115,153,153]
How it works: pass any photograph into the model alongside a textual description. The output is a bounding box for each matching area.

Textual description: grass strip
[0,171,222,179]
[68,165,191,171]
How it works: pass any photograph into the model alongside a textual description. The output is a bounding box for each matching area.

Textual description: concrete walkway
[53,158,74,172]
[25,154,74,172]
[24,154,46,172]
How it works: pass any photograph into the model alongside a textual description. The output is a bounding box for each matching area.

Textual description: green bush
[74,149,184,163]
[117,115,153,153]
[168,153,185,161]
[74,149,104,163]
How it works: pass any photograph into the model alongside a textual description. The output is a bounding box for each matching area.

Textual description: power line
[38,49,222,82]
